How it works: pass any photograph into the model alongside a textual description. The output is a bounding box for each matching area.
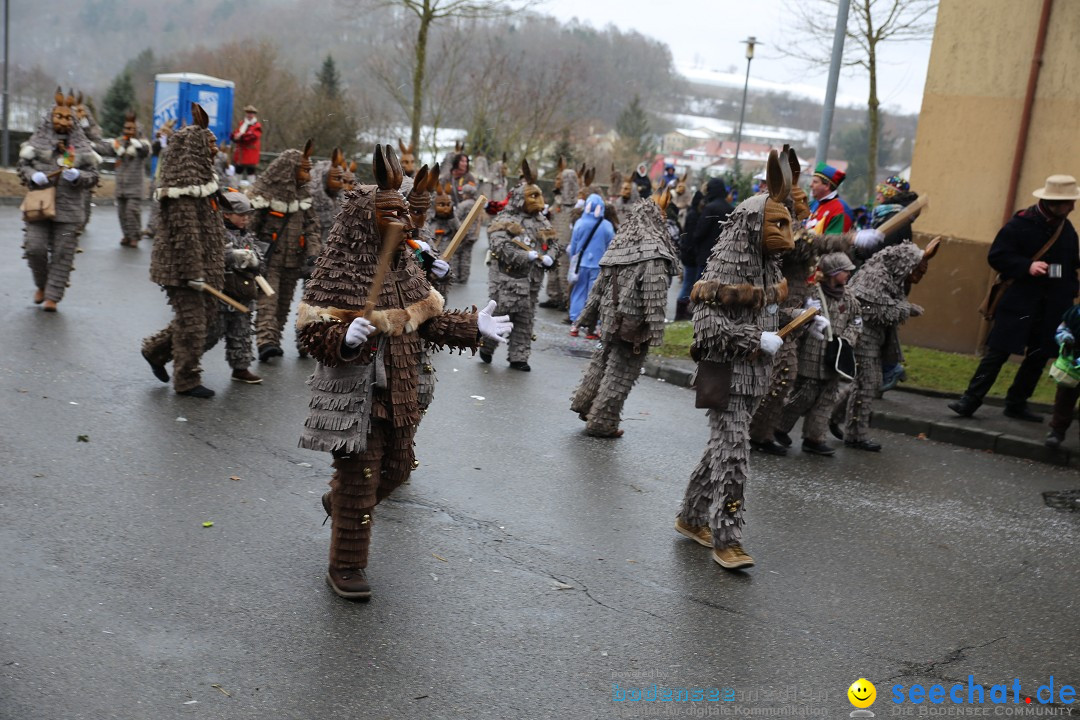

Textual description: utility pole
[2,0,9,167]
[733,36,758,176]
[815,0,851,168]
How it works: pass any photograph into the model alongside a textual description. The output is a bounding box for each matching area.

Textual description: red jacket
[231,120,262,166]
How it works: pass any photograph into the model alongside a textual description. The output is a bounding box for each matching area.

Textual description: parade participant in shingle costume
[774,252,862,456]
[249,140,321,362]
[295,144,511,600]
[844,242,928,451]
[18,88,101,312]
[481,159,561,371]
[105,110,150,248]
[570,191,678,437]
[541,159,585,311]
[309,148,355,244]
[211,190,266,385]
[428,179,460,265]
[140,104,225,398]
[675,149,794,571]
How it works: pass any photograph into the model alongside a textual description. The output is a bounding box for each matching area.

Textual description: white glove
[574,198,585,210]
[855,228,884,250]
[759,331,783,355]
[431,258,450,278]
[225,165,236,177]
[62,168,80,182]
[344,317,375,348]
[541,254,554,268]
[527,250,539,261]
[416,240,432,254]
[158,134,168,148]
[79,118,90,129]
[477,299,512,343]
[805,297,822,311]
[910,303,925,317]
[31,171,49,186]
[232,249,259,269]
[809,315,830,341]
[567,269,579,285]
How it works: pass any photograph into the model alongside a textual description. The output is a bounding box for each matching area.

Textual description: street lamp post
[733,36,758,176]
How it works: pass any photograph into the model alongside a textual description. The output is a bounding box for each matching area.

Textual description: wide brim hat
[1033,175,1080,201]
[243,105,258,114]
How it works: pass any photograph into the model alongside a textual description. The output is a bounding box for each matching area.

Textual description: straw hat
[1033,175,1080,201]
[243,104,258,114]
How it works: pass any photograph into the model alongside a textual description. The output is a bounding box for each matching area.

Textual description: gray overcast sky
[540,0,936,115]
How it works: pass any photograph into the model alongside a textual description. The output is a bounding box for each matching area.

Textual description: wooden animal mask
[434,180,453,218]
[783,144,810,221]
[407,164,436,229]
[51,87,75,135]
[327,148,345,194]
[398,138,416,177]
[654,187,671,213]
[521,159,544,215]
[122,110,138,138]
[909,236,941,284]
[373,143,409,239]
[554,157,566,192]
[619,178,633,200]
[296,139,313,187]
[763,149,794,254]
[675,172,689,197]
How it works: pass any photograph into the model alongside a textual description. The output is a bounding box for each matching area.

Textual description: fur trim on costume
[19,143,35,160]
[296,289,445,337]
[691,277,789,309]
[153,180,220,201]
[487,220,524,236]
[249,195,313,213]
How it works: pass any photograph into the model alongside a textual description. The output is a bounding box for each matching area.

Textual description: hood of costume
[600,198,677,268]
[556,169,580,207]
[250,149,313,213]
[21,112,99,169]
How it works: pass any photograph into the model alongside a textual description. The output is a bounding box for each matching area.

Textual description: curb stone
[644,357,1073,469]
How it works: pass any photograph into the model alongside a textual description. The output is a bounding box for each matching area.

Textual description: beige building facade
[905,0,1080,352]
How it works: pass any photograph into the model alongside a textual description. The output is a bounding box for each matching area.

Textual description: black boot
[947,395,980,418]
[675,298,691,322]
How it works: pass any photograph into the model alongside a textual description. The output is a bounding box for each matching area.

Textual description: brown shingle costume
[18,91,100,308]
[676,150,794,569]
[249,145,321,358]
[570,197,677,437]
[140,106,226,396]
[104,112,149,247]
[295,145,484,599]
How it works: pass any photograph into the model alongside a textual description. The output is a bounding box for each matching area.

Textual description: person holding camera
[949,175,1080,422]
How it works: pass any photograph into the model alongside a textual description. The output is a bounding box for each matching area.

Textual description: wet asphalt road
[1,206,1078,719]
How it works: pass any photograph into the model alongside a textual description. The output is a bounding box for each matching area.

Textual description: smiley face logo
[848,679,876,708]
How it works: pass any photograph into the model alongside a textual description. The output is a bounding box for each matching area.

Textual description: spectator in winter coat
[231,105,262,182]
[676,178,733,320]
[568,193,616,337]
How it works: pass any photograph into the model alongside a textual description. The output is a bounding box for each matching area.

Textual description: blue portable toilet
[152,72,235,171]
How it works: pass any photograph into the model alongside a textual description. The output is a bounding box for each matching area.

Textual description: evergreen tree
[101,72,136,136]
[615,95,654,169]
[549,128,575,167]
[316,55,341,99]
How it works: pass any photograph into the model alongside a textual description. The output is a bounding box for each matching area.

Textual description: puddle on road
[1042,489,1080,513]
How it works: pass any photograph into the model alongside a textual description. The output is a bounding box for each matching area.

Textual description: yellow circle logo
[848,678,876,708]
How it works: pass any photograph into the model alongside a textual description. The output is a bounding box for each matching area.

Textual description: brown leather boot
[42,300,58,312]
[33,288,45,304]
[231,368,263,384]
[326,566,371,600]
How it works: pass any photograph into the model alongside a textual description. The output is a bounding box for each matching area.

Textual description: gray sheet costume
[676,150,794,569]
[18,106,100,308]
[570,198,677,437]
[482,164,561,368]
[543,165,582,309]
[844,243,925,446]
[104,118,150,247]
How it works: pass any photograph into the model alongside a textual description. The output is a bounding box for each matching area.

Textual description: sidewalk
[643,355,1080,469]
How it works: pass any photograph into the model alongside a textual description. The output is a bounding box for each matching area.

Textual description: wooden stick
[254,275,275,297]
[778,307,818,338]
[188,280,249,313]
[876,195,929,237]
[440,194,487,261]
[363,225,403,318]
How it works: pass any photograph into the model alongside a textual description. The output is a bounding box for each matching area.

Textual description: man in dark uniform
[949,175,1080,422]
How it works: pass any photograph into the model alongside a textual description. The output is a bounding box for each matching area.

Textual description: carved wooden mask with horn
[554,156,566,193]
[326,147,345,194]
[763,148,795,254]
[909,236,941,285]
[407,163,438,229]
[52,87,75,135]
[296,139,313,186]
[654,186,672,213]
[520,159,544,215]
[398,138,417,177]
[784,144,810,221]
[122,110,138,139]
[434,178,454,218]
[190,102,218,159]
[373,143,409,240]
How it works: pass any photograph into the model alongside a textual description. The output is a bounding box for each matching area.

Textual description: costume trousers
[450,239,476,284]
[749,339,800,443]
[778,376,840,443]
[1050,384,1080,435]
[206,309,255,370]
[545,252,570,307]
[569,266,599,324]
[845,344,881,444]
[570,340,648,435]
[481,307,536,362]
[678,394,754,549]
[117,196,143,243]
[24,221,80,303]
[256,262,303,349]
[328,420,416,570]
[962,345,1050,409]
[141,287,221,393]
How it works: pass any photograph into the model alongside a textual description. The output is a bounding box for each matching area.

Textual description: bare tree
[782,0,935,195]
[348,0,538,150]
